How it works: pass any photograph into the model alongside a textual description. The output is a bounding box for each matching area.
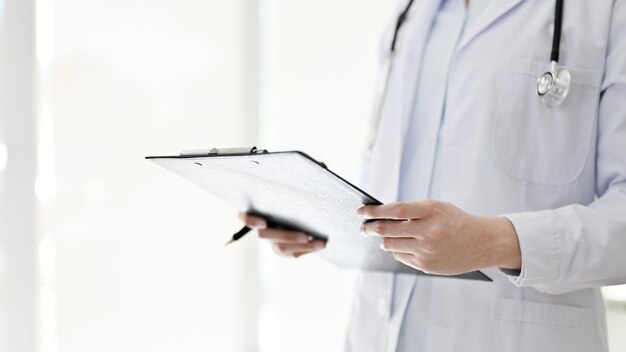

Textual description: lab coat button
[377,298,388,317]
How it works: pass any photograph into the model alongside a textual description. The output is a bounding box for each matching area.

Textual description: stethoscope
[364,0,570,157]
[537,0,570,108]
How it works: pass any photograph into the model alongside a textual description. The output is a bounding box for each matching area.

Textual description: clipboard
[146,147,491,281]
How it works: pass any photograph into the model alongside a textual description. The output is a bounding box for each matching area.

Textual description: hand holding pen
[230,213,326,258]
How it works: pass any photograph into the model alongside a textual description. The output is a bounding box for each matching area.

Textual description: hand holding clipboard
[147,147,491,281]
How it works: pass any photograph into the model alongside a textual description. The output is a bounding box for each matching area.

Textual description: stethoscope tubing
[363,0,416,157]
[551,0,564,63]
[390,0,416,53]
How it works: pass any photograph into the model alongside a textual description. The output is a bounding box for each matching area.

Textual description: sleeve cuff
[499,211,560,287]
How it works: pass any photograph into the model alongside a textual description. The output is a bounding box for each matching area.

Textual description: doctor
[240,0,626,351]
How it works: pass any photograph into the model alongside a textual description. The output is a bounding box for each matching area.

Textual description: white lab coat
[345,0,626,351]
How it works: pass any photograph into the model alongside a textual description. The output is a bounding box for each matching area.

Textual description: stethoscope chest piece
[537,61,571,108]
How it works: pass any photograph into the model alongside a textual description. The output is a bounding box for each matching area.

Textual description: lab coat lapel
[457,0,525,52]
[365,77,404,203]
[366,0,440,204]
[366,2,441,351]
[400,0,442,135]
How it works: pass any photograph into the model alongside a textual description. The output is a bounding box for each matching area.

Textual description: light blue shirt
[395,0,492,350]
[398,0,491,202]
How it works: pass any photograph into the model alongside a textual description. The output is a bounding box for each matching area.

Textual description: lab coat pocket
[489,298,595,352]
[492,59,602,185]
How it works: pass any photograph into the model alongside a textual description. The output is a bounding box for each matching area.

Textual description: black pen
[225,225,252,246]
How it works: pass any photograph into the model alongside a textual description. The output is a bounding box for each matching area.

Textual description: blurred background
[0,0,624,351]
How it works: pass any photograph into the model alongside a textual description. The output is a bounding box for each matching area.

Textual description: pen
[225,225,252,246]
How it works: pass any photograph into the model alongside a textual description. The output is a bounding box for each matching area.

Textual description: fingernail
[313,241,326,250]
[356,207,365,216]
[255,219,267,229]
[379,241,386,250]
[360,226,369,237]
[297,234,309,243]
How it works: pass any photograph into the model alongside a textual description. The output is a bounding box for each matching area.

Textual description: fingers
[361,219,426,238]
[238,212,267,229]
[379,237,420,254]
[356,200,436,220]
[392,252,424,271]
[272,241,326,258]
[236,213,324,258]
[258,228,310,244]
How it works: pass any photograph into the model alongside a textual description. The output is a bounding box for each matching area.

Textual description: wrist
[479,216,522,270]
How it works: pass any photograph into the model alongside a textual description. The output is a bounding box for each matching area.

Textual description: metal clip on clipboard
[179,146,268,157]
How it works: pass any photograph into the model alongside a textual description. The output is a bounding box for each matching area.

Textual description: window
[40,0,249,350]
